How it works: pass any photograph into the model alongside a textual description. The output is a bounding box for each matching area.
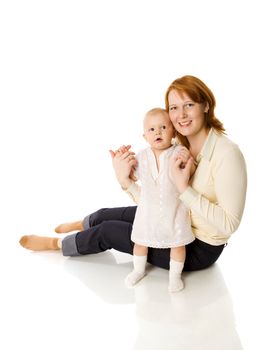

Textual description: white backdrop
[0,0,258,348]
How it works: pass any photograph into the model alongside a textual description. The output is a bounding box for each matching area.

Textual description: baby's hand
[175,146,196,174]
[109,145,134,159]
[173,146,191,169]
[115,144,131,156]
[116,146,138,181]
[109,145,138,182]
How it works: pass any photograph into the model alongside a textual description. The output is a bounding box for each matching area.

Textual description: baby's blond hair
[145,107,169,118]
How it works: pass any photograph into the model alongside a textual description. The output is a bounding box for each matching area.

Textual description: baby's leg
[168,246,185,292]
[55,220,84,233]
[125,244,148,288]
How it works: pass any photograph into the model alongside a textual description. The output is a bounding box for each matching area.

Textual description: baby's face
[143,112,174,151]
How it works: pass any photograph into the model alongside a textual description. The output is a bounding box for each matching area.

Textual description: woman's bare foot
[55,220,84,233]
[19,235,60,251]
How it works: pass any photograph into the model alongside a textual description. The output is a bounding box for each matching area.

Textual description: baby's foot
[125,270,146,288]
[168,275,184,293]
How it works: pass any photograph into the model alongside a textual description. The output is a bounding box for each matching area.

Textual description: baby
[124,108,195,292]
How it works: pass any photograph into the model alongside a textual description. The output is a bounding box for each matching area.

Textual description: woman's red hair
[165,75,225,148]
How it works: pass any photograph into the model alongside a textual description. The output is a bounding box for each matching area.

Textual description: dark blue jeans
[62,206,225,271]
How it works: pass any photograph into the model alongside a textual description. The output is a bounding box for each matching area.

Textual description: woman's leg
[19,235,60,251]
[19,207,137,253]
[55,206,137,233]
[66,207,137,255]
[184,239,225,271]
[20,206,225,271]
[55,207,136,233]
[65,219,135,256]
[20,219,134,255]
[147,239,225,271]
[85,206,137,229]
[55,220,84,233]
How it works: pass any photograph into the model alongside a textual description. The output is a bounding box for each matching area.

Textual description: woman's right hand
[109,145,137,189]
[170,156,194,193]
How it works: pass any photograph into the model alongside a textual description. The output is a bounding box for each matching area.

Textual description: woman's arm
[109,148,136,189]
[109,146,141,203]
[125,182,141,204]
[173,145,196,176]
[180,148,247,237]
[170,156,194,193]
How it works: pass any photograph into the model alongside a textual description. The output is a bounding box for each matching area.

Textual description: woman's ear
[204,102,209,113]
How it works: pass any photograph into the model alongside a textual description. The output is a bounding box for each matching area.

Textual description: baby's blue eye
[162,125,166,129]
[149,127,155,132]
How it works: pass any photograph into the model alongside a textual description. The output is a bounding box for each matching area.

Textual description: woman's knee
[89,207,136,227]
[89,208,108,226]
[100,220,134,255]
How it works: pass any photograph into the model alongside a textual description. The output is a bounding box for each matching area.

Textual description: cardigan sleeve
[180,147,247,237]
[125,181,141,204]
[124,152,142,204]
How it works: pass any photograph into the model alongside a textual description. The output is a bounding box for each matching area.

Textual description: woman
[20,75,247,272]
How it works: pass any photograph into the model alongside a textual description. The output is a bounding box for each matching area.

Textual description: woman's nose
[179,107,187,119]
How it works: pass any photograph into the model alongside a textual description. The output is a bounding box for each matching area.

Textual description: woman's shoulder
[213,129,241,152]
[212,129,245,162]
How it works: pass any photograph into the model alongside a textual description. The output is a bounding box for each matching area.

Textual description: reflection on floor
[2,246,250,350]
[62,251,243,350]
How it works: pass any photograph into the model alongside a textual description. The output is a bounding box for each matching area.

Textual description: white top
[131,145,194,248]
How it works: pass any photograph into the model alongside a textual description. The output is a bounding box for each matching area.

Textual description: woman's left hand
[170,156,194,193]
[110,145,137,182]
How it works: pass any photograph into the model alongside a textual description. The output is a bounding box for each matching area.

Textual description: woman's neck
[188,128,209,159]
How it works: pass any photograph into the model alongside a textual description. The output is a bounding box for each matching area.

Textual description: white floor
[1,227,258,350]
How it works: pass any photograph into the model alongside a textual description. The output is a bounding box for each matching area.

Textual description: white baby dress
[131,145,194,248]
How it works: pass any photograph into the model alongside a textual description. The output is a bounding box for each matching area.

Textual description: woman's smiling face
[168,89,208,138]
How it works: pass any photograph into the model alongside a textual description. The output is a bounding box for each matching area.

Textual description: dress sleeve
[179,147,247,237]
